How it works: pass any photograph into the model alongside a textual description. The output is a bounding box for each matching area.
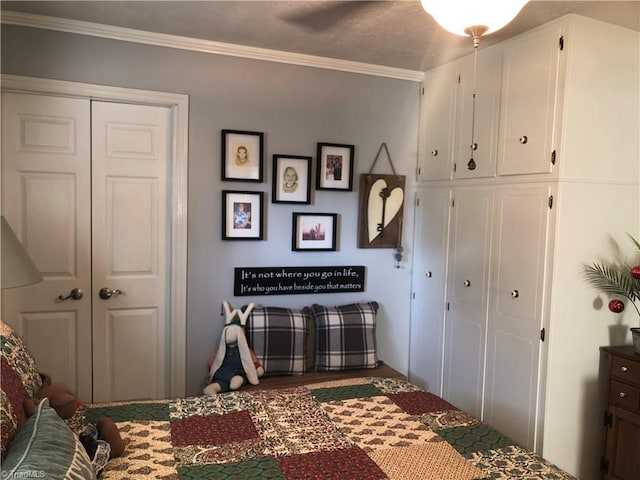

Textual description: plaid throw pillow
[246,306,309,376]
[311,302,379,372]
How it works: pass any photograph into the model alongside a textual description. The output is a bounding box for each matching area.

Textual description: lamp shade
[1,216,43,289]
[421,0,529,37]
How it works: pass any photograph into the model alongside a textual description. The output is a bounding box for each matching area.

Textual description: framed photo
[272,154,312,204]
[222,190,264,240]
[316,142,354,191]
[292,212,337,251]
[222,130,264,182]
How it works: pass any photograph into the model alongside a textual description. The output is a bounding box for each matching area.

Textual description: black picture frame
[316,142,354,191]
[222,190,264,240]
[221,129,264,182]
[292,212,337,251]
[272,154,312,204]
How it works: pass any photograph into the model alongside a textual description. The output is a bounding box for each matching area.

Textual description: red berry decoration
[608,299,625,313]
[631,265,640,280]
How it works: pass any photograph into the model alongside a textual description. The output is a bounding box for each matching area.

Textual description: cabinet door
[418,63,457,181]
[497,23,563,175]
[484,184,553,451]
[409,188,451,394]
[454,46,502,179]
[443,187,494,417]
[604,405,640,480]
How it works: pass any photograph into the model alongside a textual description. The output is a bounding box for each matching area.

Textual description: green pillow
[1,399,95,479]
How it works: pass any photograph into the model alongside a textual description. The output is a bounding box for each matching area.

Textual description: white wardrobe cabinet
[411,14,639,474]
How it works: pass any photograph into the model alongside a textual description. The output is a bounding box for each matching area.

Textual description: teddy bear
[23,375,125,460]
[203,301,264,395]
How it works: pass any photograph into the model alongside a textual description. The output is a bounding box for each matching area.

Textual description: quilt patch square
[369,443,488,480]
[86,401,170,423]
[438,424,514,455]
[249,388,353,457]
[177,456,285,480]
[170,392,255,420]
[388,390,458,415]
[171,410,259,447]
[466,445,577,479]
[322,395,437,451]
[100,420,175,479]
[310,383,383,402]
[276,446,387,480]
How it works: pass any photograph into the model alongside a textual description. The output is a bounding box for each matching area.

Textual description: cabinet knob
[620,366,628,372]
[511,289,520,298]
[471,142,478,151]
[463,279,471,287]
[426,271,433,278]
[519,135,528,144]
[431,149,438,156]
[619,391,626,398]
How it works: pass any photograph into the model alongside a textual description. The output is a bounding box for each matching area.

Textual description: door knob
[99,287,123,300]
[58,288,84,301]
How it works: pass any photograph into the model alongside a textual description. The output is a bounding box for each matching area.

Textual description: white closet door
[443,187,494,417]
[91,101,170,402]
[485,184,553,450]
[409,188,451,394]
[1,93,93,401]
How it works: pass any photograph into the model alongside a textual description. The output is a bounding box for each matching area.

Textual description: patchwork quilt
[85,377,575,480]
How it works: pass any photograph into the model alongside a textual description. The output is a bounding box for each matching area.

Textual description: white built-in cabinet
[410,13,639,466]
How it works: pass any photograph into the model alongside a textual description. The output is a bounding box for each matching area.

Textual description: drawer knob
[431,149,438,156]
[620,366,628,372]
[619,391,626,398]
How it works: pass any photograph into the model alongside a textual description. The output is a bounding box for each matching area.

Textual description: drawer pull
[620,366,628,372]
[619,391,626,398]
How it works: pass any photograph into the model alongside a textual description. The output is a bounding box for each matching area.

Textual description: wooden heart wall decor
[357,143,406,249]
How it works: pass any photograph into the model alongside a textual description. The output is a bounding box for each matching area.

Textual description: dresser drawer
[609,379,640,412]
[610,355,640,386]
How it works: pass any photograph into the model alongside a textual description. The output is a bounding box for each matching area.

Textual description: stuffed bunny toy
[203,301,264,395]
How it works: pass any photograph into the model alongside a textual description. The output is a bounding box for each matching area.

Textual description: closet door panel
[485,184,553,450]
[443,187,494,418]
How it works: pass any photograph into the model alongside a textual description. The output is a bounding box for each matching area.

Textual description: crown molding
[1,10,425,82]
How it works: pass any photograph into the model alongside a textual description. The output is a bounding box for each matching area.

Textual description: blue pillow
[1,399,95,479]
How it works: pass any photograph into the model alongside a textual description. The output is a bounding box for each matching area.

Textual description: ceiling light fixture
[420,0,530,47]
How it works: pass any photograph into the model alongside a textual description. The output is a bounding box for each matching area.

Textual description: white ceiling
[2,1,639,72]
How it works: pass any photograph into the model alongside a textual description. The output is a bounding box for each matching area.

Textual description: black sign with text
[234,266,366,296]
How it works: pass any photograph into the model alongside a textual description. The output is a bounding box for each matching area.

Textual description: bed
[83,369,575,480]
[1,304,576,480]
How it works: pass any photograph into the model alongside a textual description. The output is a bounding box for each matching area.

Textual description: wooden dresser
[600,345,640,479]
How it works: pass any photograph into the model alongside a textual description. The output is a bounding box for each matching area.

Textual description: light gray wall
[1,25,420,396]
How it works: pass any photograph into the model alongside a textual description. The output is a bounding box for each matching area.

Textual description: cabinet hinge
[417,167,421,176]
[600,456,609,474]
[446,302,450,311]
[412,292,416,300]
[548,196,554,209]
[421,86,425,95]
[416,197,420,206]
[457,74,461,84]
[603,411,613,428]
[453,162,457,172]
[559,35,564,51]
[451,199,455,207]
[540,328,546,342]
[551,150,556,165]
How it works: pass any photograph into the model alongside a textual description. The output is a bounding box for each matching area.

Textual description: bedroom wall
[0,25,420,396]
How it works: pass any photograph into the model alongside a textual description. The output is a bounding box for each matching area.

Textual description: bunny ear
[237,302,255,326]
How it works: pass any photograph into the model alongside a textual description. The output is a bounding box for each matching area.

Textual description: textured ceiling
[2,1,639,72]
